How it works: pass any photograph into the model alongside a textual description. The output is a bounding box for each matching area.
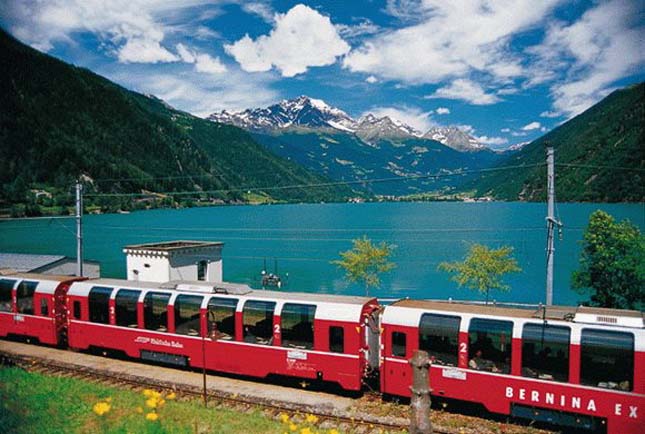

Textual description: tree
[332,236,396,296]
[572,210,644,310]
[438,244,521,304]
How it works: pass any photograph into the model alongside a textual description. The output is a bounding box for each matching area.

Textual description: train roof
[387,299,644,329]
[1,273,83,283]
[69,278,375,305]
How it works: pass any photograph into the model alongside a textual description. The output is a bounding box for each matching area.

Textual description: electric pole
[76,180,84,277]
[545,147,561,306]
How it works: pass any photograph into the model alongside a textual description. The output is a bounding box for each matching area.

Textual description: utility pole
[545,147,561,306]
[75,180,84,277]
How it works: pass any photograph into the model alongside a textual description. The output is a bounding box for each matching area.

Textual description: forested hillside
[0,30,352,215]
[471,83,644,202]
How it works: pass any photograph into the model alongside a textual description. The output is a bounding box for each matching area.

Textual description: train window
[197,260,207,281]
[243,300,276,345]
[207,297,237,340]
[88,286,112,324]
[175,295,203,336]
[73,301,81,319]
[143,292,171,332]
[419,313,461,366]
[580,328,634,391]
[521,323,570,382]
[468,318,513,374]
[115,290,140,328]
[16,280,38,315]
[40,298,49,316]
[329,326,344,353]
[392,331,407,357]
[0,279,15,312]
[281,303,316,349]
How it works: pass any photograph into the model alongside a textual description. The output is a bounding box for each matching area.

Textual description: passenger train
[0,273,643,433]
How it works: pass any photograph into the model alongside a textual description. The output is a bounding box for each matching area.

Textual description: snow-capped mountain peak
[423,126,484,152]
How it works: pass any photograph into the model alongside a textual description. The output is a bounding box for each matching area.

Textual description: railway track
[1,351,421,434]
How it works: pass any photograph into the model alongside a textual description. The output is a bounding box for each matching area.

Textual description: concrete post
[409,350,432,434]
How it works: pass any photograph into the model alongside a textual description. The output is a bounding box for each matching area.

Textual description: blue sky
[1,0,643,149]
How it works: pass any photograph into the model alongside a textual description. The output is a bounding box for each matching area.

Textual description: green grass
[0,367,287,434]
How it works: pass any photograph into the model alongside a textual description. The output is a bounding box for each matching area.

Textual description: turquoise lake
[1,202,643,306]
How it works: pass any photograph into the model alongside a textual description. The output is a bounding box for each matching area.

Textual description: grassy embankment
[0,367,340,434]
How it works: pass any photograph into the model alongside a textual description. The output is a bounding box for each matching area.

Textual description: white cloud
[240,1,275,23]
[225,4,350,77]
[426,79,500,105]
[456,124,475,134]
[336,19,381,39]
[540,110,561,118]
[476,135,509,146]
[435,107,450,115]
[343,1,560,85]
[365,75,378,84]
[521,121,541,131]
[511,131,528,137]
[532,0,644,117]
[500,128,511,133]
[363,106,435,132]
[176,43,226,74]
[4,0,214,63]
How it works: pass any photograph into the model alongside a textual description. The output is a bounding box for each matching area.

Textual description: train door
[364,309,381,371]
[54,282,71,346]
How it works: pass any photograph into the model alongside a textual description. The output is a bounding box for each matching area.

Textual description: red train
[1,273,643,433]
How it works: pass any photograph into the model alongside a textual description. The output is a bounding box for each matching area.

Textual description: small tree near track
[439,244,521,304]
[332,236,396,296]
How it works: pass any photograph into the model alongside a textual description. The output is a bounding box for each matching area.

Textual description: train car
[66,278,380,391]
[380,300,644,433]
[0,273,86,346]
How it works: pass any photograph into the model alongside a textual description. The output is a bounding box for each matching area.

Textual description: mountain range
[208,97,501,195]
[0,29,352,214]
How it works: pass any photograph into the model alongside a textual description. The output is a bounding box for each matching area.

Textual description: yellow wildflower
[279,413,290,423]
[92,401,111,416]
[136,407,144,414]
[166,392,176,400]
[146,398,158,409]
[328,430,340,434]
[143,389,154,398]
[289,423,298,432]
[300,428,312,434]
[157,399,166,407]
[146,412,159,421]
[151,390,162,399]
[305,414,318,424]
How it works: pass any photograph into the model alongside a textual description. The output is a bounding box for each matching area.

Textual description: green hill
[471,83,644,202]
[0,30,352,215]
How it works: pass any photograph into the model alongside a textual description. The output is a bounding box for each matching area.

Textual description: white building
[123,241,223,283]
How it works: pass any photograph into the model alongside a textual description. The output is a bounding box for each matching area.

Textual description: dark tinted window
[175,295,203,336]
[468,318,513,374]
[522,323,570,382]
[0,279,15,312]
[243,300,275,345]
[73,301,81,319]
[88,286,112,324]
[144,292,171,332]
[40,298,49,316]
[392,331,407,357]
[115,290,140,327]
[197,260,207,281]
[419,313,460,366]
[17,280,38,314]
[281,303,316,349]
[207,297,237,340]
[581,329,634,391]
[329,326,344,353]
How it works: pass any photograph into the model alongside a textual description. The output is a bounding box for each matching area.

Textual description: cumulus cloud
[336,18,381,39]
[176,43,226,74]
[365,75,378,84]
[363,106,435,132]
[521,121,541,131]
[225,4,350,77]
[435,107,450,115]
[540,110,561,118]
[426,79,500,105]
[343,1,559,85]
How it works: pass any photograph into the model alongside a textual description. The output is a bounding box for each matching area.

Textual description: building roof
[0,253,66,272]
[123,240,223,252]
